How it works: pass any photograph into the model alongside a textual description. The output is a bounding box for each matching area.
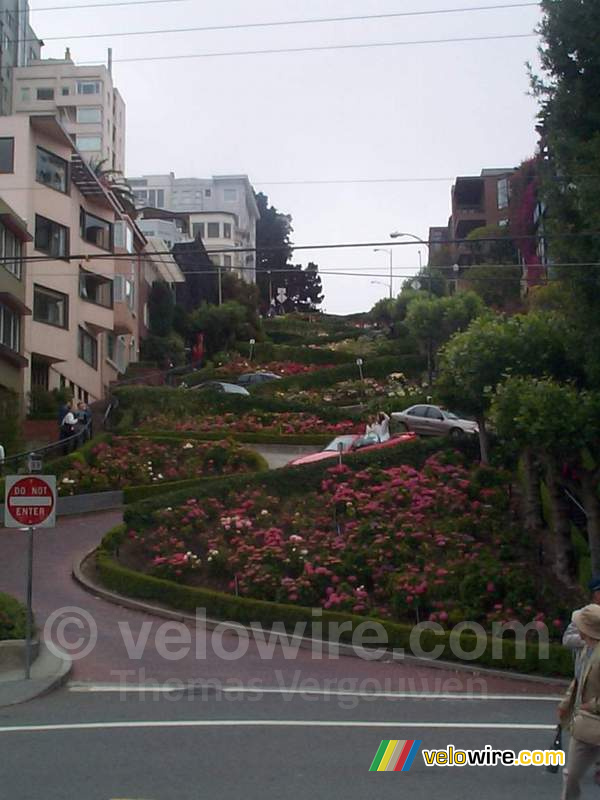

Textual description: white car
[391,404,478,437]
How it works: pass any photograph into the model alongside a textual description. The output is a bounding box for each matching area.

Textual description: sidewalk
[0,642,72,707]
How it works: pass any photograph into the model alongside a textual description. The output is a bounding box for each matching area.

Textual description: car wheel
[449,427,463,438]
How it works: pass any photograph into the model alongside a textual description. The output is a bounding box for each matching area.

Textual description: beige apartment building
[0,113,140,408]
[12,50,126,173]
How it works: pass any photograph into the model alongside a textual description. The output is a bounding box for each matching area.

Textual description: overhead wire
[27,3,541,43]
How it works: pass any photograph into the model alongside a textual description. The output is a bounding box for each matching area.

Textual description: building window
[36,87,54,100]
[133,189,147,204]
[156,189,164,207]
[498,218,509,227]
[61,86,69,96]
[106,332,115,362]
[0,303,20,352]
[78,327,98,369]
[80,208,112,251]
[76,106,101,123]
[210,254,221,266]
[76,135,102,152]
[148,189,156,206]
[192,222,205,239]
[223,222,232,239]
[0,137,14,173]
[77,81,100,95]
[0,223,22,279]
[113,222,133,253]
[79,269,113,308]
[114,275,135,310]
[36,147,68,193]
[34,215,69,258]
[207,222,220,238]
[224,188,237,202]
[20,87,30,102]
[204,189,211,197]
[33,284,68,328]
[224,254,232,267]
[497,178,510,210]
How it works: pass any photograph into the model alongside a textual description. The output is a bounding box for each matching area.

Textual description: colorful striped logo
[369,739,422,772]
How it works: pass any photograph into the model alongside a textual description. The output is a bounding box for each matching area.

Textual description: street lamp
[373,248,393,299]
[390,231,433,385]
[389,231,431,296]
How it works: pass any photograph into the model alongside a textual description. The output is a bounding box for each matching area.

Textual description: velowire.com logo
[369,740,422,772]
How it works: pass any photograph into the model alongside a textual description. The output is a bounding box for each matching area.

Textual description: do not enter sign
[4,475,56,528]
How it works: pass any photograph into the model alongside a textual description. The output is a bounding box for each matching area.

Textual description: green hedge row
[111,386,362,432]
[0,591,29,640]
[123,435,479,530]
[133,430,334,447]
[254,355,426,394]
[95,540,571,677]
[234,341,357,365]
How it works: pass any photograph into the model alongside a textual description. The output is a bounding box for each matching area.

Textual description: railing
[0,419,93,476]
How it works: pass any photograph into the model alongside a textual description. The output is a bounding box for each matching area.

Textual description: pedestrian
[563,576,600,786]
[376,411,391,442]
[365,415,379,439]
[60,402,77,455]
[558,604,600,799]
[76,401,92,443]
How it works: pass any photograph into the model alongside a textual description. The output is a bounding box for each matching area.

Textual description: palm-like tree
[89,157,137,216]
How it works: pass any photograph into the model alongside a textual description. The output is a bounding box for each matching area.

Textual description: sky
[31,0,544,314]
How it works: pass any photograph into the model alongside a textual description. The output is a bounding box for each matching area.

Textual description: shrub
[0,592,28,640]
[0,387,22,455]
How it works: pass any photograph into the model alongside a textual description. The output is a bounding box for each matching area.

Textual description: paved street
[0,688,584,799]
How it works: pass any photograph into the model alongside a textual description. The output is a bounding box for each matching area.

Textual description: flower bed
[58,437,263,496]
[212,355,334,377]
[137,412,362,437]
[122,454,572,634]
[282,374,425,407]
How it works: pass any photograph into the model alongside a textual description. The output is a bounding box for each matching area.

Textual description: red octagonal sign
[4,475,56,528]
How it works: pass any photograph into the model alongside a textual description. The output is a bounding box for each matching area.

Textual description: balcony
[113,301,135,335]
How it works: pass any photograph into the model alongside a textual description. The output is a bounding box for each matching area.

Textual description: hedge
[133,430,334,447]
[233,341,357,365]
[95,538,572,677]
[111,385,362,432]
[0,592,29,641]
[254,354,426,394]
[123,435,479,530]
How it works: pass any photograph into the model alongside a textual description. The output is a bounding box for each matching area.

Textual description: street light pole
[374,248,393,299]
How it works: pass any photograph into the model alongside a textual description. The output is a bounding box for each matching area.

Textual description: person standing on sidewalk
[559,604,600,799]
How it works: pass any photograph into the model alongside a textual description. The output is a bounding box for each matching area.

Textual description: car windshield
[324,435,356,452]
[444,410,459,420]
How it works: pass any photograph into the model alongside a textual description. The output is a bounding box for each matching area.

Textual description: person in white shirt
[376,411,391,442]
[60,403,78,454]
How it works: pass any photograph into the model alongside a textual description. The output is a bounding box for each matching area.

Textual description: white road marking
[67,683,562,702]
[0,720,555,734]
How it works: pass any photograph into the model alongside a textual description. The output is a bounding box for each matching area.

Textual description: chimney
[108,48,112,76]
[65,47,71,61]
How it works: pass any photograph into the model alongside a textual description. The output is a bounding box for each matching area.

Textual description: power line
[29,0,187,12]
[32,3,541,43]
[79,32,538,66]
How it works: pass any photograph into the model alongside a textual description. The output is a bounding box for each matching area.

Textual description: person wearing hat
[563,576,600,673]
[558,604,600,798]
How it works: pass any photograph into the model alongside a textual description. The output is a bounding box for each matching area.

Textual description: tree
[147,281,174,337]
[492,377,580,584]
[532,0,600,383]
[188,301,261,358]
[255,192,293,307]
[404,291,484,384]
[280,262,324,312]
[436,312,581,464]
[463,225,521,309]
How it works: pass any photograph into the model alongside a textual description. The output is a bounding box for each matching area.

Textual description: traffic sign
[4,475,56,529]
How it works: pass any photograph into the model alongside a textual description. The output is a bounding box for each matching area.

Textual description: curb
[0,642,72,708]
[73,548,568,691]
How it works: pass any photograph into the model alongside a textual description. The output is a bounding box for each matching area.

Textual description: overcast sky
[32,0,543,313]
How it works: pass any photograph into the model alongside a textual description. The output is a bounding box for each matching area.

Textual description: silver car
[391,404,478,437]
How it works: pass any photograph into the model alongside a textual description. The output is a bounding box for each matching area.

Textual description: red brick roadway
[0,511,564,696]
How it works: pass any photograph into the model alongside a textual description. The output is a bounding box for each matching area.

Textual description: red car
[288,431,417,466]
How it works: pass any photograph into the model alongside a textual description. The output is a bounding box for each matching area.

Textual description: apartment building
[0,0,42,115]
[136,206,191,250]
[12,50,126,173]
[127,173,260,282]
[0,191,32,404]
[0,113,140,407]
[138,236,184,340]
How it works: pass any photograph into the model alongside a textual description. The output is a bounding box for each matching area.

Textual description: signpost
[356,357,364,381]
[4,475,56,679]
